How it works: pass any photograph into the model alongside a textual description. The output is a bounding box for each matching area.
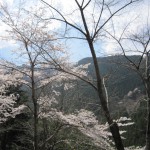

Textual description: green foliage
[124,100,147,147]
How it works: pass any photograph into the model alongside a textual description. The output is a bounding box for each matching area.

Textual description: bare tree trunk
[78,3,124,147]
[88,40,124,150]
[31,64,38,150]
[33,101,38,150]
[145,82,150,150]
[1,132,7,150]
[146,99,150,150]
[42,118,49,149]
[145,53,150,150]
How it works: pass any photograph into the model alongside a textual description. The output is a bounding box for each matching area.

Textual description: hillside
[76,55,146,146]
[78,55,144,99]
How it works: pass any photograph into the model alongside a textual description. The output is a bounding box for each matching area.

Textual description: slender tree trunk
[33,101,38,150]
[146,99,150,150]
[31,64,38,150]
[42,118,48,149]
[145,53,150,150]
[77,5,124,149]
[145,82,150,150]
[87,40,124,150]
[1,132,7,150]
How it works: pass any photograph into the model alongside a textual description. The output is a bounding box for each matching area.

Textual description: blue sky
[0,0,150,63]
[0,42,16,61]
[0,48,11,60]
[0,40,92,63]
[66,38,93,62]
[0,38,105,63]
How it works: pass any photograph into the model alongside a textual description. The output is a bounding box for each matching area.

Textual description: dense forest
[0,0,149,150]
[0,55,146,149]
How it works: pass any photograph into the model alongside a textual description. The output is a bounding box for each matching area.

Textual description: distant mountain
[78,55,144,99]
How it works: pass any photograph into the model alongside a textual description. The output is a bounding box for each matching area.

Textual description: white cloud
[0,20,18,49]
[101,0,150,55]
[41,0,150,56]
[0,0,14,7]
[0,0,150,60]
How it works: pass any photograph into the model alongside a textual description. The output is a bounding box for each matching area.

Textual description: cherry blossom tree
[38,92,136,149]
[0,4,68,149]
[0,3,92,149]
[0,66,26,124]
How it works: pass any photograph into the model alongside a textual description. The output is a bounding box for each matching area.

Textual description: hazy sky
[0,0,150,62]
